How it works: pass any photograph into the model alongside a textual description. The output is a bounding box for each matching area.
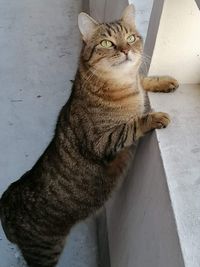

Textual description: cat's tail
[0,197,2,219]
[0,190,6,220]
[0,196,17,243]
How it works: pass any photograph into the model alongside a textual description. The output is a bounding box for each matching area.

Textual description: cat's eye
[127,34,136,43]
[100,40,113,48]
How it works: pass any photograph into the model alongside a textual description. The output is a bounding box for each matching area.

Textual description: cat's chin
[94,58,139,78]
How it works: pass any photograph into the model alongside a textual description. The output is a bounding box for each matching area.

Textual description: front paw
[150,112,171,129]
[156,76,179,93]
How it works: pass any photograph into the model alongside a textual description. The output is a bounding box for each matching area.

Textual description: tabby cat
[0,4,178,267]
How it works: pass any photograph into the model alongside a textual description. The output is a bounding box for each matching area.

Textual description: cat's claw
[150,112,171,129]
[160,76,179,93]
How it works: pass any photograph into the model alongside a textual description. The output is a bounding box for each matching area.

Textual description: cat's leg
[141,76,179,93]
[105,112,170,179]
[106,146,134,179]
[19,237,66,267]
[135,111,170,138]
[100,112,170,159]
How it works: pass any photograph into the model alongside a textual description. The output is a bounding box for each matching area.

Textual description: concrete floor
[0,0,98,266]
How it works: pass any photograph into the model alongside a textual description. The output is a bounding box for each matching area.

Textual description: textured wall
[129,0,154,40]
[0,1,98,266]
[106,133,185,267]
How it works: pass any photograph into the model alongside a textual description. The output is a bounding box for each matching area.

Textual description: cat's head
[78,5,143,78]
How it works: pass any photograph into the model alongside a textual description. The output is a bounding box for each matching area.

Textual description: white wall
[149,0,200,84]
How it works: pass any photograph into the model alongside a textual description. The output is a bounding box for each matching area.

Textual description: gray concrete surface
[106,131,185,267]
[149,84,200,267]
[106,84,200,267]
[0,0,98,266]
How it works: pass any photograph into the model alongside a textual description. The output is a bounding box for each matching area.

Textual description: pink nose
[121,49,129,55]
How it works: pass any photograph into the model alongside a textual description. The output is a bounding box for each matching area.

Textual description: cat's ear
[78,12,99,41]
[121,4,135,26]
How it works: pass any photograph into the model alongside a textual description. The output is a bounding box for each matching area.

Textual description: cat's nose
[120,48,129,55]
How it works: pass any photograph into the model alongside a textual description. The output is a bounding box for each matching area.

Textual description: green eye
[127,34,136,43]
[100,40,113,48]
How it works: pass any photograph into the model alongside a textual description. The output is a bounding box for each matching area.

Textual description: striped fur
[0,5,177,267]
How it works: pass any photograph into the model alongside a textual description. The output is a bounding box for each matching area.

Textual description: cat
[0,4,178,267]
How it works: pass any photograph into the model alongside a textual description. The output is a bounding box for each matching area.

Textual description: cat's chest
[108,88,145,121]
[89,89,145,130]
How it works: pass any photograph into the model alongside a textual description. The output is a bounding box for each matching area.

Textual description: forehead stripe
[101,33,108,37]
[123,26,128,34]
[115,22,123,31]
[109,23,117,34]
[105,23,112,36]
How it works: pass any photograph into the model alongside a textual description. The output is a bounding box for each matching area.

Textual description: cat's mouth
[112,57,132,67]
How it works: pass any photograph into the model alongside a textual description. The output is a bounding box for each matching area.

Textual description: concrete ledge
[149,84,200,267]
[195,0,200,10]
[105,84,200,267]
[106,133,184,267]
